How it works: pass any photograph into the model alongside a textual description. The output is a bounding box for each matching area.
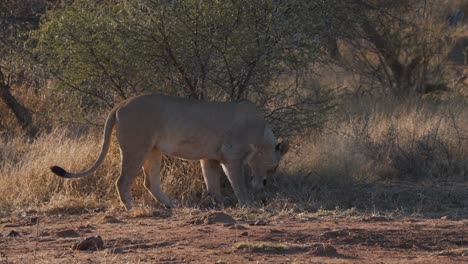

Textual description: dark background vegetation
[0,0,467,215]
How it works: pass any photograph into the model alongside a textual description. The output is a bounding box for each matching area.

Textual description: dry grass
[0,95,467,215]
[0,0,466,219]
[265,96,468,213]
[0,128,205,213]
[316,97,467,183]
[0,130,116,212]
[437,247,468,257]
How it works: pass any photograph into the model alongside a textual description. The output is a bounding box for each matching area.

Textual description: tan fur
[51,94,288,209]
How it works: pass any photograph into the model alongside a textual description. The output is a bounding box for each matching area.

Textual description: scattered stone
[160,257,176,262]
[29,216,38,225]
[77,228,93,234]
[7,230,20,237]
[152,210,173,219]
[204,212,235,225]
[189,218,204,225]
[39,230,50,237]
[312,244,339,256]
[249,219,268,226]
[72,235,104,251]
[270,229,284,234]
[4,223,20,228]
[240,231,249,237]
[228,224,248,230]
[188,212,236,226]
[100,215,124,224]
[55,229,80,238]
[320,229,350,239]
[77,224,96,234]
[78,224,96,230]
[38,238,56,243]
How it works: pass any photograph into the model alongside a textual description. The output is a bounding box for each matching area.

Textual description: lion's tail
[50,105,119,179]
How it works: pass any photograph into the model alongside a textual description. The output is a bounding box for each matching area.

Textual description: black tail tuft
[50,166,68,177]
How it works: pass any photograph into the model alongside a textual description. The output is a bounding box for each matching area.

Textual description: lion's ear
[275,140,289,156]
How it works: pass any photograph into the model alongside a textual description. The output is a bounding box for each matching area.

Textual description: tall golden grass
[1,95,466,214]
[303,97,467,183]
[0,128,207,212]
[0,130,116,211]
[268,96,468,213]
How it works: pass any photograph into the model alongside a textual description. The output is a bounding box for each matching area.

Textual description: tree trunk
[361,20,421,97]
[0,70,37,136]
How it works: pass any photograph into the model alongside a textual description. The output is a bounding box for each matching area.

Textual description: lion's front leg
[220,160,252,207]
[200,159,224,205]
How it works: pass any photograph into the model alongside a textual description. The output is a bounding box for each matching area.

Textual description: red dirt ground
[1,209,467,263]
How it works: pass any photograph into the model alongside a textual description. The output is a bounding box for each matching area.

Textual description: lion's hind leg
[116,149,146,211]
[143,148,174,208]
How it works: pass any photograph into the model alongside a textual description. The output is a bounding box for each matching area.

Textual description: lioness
[51,94,288,210]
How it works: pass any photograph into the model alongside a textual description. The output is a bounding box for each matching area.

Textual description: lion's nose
[263,179,267,186]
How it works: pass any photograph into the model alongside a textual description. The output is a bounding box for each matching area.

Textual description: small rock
[312,244,338,256]
[78,224,96,230]
[204,212,235,225]
[228,224,248,230]
[77,227,93,234]
[320,229,350,239]
[240,231,249,237]
[189,218,204,225]
[29,216,38,225]
[160,257,176,262]
[249,219,268,226]
[38,238,56,243]
[72,235,104,251]
[152,210,172,218]
[56,229,80,238]
[101,215,124,224]
[270,229,284,234]
[7,230,20,237]
[4,223,20,228]
[39,230,50,237]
